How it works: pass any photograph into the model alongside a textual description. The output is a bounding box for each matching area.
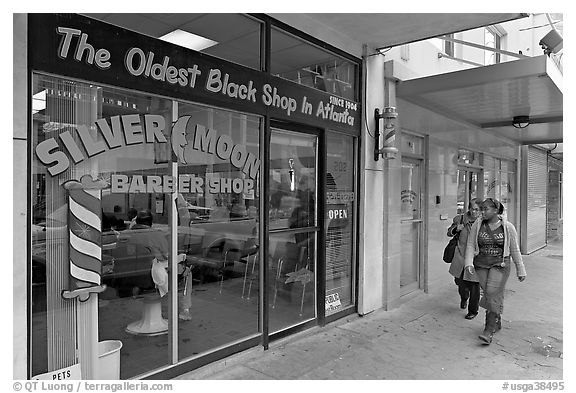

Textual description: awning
[397,55,563,145]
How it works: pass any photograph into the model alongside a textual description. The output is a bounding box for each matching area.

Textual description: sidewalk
[176,240,563,380]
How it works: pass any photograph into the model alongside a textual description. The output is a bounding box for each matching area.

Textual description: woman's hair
[483,197,504,214]
[468,198,482,210]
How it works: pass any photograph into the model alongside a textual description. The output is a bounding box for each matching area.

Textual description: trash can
[97,340,122,379]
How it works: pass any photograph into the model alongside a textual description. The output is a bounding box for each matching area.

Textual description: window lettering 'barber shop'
[110,174,255,195]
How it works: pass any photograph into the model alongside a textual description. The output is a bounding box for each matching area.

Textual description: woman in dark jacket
[465,198,526,345]
[447,198,481,319]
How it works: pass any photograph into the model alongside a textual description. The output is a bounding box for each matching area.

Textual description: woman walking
[464,198,526,345]
[447,198,481,319]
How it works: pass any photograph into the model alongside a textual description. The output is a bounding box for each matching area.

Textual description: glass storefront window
[174,102,261,361]
[457,169,480,215]
[31,73,262,379]
[483,155,496,198]
[271,27,358,101]
[32,74,173,378]
[325,133,355,315]
[481,156,516,225]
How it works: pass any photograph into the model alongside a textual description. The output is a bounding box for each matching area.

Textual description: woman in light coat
[447,198,481,319]
[464,198,526,345]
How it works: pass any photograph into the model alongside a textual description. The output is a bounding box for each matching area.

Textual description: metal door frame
[266,121,325,340]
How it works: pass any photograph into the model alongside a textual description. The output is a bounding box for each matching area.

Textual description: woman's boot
[478,311,497,344]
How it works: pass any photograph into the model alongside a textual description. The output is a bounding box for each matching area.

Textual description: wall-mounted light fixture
[374,107,399,161]
[512,115,530,129]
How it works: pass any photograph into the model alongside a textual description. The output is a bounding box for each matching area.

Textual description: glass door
[269,128,318,333]
[400,158,423,294]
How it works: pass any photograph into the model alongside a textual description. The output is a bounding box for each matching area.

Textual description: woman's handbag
[443,215,463,263]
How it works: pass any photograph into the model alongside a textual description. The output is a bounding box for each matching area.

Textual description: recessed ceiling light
[159,29,218,51]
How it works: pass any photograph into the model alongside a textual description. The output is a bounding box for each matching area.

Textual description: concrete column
[13,13,28,379]
[381,65,402,310]
[357,47,385,314]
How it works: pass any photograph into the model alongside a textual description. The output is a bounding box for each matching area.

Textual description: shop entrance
[269,128,318,333]
[400,157,423,295]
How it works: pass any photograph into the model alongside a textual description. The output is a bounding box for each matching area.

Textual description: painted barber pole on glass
[62,175,108,301]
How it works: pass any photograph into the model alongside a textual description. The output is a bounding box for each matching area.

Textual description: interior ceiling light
[159,30,218,51]
[512,115,530,129]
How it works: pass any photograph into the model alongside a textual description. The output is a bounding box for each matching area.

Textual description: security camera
[539,29,563,55]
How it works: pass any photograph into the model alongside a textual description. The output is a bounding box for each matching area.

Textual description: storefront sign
[29,14,361,134]
[32,363,82,380]
[35,114,260,180]
[326,204,349,229]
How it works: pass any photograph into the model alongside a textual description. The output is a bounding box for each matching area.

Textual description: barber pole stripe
[384,128,395,147]
[69,247,101,276]
[70,263,102,287]
[69,197,101,231]
[68,188,102,290]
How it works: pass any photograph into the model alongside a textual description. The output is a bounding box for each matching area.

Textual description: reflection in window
[31,74,172,378]
[84,13,262,70]
[271,27,358,101]
[31,73,262,379]
[175,103,261,361]
[268,129,317,333]
[269,130,317,231]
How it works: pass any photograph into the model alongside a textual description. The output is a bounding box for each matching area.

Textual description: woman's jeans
[454,271,480,314]
[475,261,511,314]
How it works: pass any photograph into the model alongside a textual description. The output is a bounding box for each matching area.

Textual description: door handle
[401,219,423,223]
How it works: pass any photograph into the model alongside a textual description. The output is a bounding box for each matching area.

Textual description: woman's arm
[447,214,461,237]
[507,223,526,278]
[464,219,479,268]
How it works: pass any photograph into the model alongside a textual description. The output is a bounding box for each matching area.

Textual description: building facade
[14,13,562,380]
